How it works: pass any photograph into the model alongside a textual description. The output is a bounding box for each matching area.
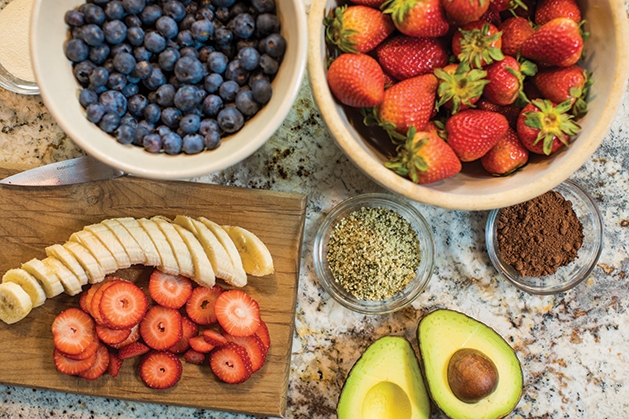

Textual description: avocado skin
[417,309,523,419]
[337,335,431,419]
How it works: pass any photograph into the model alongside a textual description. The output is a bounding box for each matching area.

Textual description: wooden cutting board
[0,167,306,418]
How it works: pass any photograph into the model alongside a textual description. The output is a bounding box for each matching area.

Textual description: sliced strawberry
[79,343,109,380]
[214,290,262,337]
[168,316,199,354]
[185,285,224,325]
[109,324,141,349]
[118,341,150,360]
[183,349,206,365]
[138,350,183,389]
[209,342,253,384]
[81,281,105,317]
[52,308,97,356]
[202,328,228,347]
[223,333,268,372]
[99,280,149,329]
[96,324,132,346]
[148,270,193,309]
[107,351,123,378]
[79,289,91,314]
[254,321,271,351]
[62,338,100,361]
[188,335,216,353]
[91,280,120,325]
[139,305,182,351]
[53,348,96,375]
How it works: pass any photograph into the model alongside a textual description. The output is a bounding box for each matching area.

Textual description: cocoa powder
[496,190,584,277]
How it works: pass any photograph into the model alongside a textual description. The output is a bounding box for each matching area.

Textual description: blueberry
[176,29,195,47]
[131,60,153,79]
[65,39,90,62]
[235,89,259,116]
[251,78,272,104]
[161,106,182,127]
[174,56,204,84]
[233,13,254,39]
[203,73,223,93]
[252,0,275,13]
[180,14,196,30]
[198,45,215,62]
[127,26,145,46]
[179,113,201,134]
[156,16,179,39]
[155,83,176,106]
[143,64,167,89]
[111,43,133,56]
[124,14,143,28]
[174,85,203,111]
[199,118,220,135]
[231,3,252,17]
[133,46,153,62]
[162,131,183,154]
[259,54,279,75]
[155,124,173,137]
[180,46,200,58]
[115,124,137,144]
[204,129,221,150]
[182,134,205,154]
[207,51,228,74]
[214,27,233,46]
[89,44,110,64]
[79,88,99,108]
[237,46,260,71]
[135,120,154,144]
[103,20,128,45]
[113,52,136,74]
[107,72,128,91]
[163,1,187,21]
[256,13,281,36]
[99,90,128,116]
[140,4,163,24]
[191,18,213,42]
[83,4,106,25]
[144,103,162,124]
[86,103,106,123]
[202,94,223,116]
[105,1,126,20]
[214,6,230,22]
[212,0,236,8]
[217,106,244,133]
[89,66,110,88]
[122,0,146,15]
[128,94,149,116]
[195,6,214,20]
[99,112,121,133]
[218,80,239,101]
[74,60,97,85]
[120,113,139,127]
[65,10,85,27]
[144,31,167,53]
[158,47,181,72]
[261,33,286,58]
[225,60,249,85]
[143,133,163,153]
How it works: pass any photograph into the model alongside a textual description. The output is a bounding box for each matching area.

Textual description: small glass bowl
[313,193,435,314]
[485,179,604,295]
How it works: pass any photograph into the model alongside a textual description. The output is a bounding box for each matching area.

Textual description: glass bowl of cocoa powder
[485,179,604,294]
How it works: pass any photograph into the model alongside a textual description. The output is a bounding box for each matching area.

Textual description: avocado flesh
[418,309,523,419]
[337,336,431,419]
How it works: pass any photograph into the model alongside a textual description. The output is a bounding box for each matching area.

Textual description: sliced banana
[113,217,161,266]
[198,217,248,287]
[222,225,275,277]
[0,282,33,324]
[84,223,132,269]
[172,223,216,287]
[100,218,147,265]
[21,258,64,298]
[137,218,179,275]
[2,268,47,308]
[63,241,106,284]
[46,243,89,286]
[43,257,83,296]
[69,230,118,273]
[151,216,195,279]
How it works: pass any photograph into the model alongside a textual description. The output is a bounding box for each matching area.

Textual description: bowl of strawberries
[307,0,629,210]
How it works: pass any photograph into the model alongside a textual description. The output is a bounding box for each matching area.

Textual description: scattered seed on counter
[326,206,421,301]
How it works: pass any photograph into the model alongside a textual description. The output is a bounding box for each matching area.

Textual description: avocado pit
[447,348,499,403]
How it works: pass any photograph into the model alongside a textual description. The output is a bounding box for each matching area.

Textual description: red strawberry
[214,289,262,337]
[442,0,490,25]
[118,341,150,360]
[202,328,229,347]
[483,55,536,106]
[188,335,216,353]
[452,21,504,68]
[91,280,119,326]
[96,323,132,346]
[370,73,438,135]
[254,321,271,351]
[327,53,385,108]
[375,35,448,81]
[382,0,450,37]
[98,280,148,330]
[80,281,106,318]
[445,109,510,161]
[476,98,521,128]
[168,316,199,354]
[109,324,141,349]
[52,308,97,356]
[148,270,193,309]
[479,7,502,27]
[385,128,462,184]
[489,0,510,12]
[138,350,183,390]
[434,62,489,114]
[107,351,123,378]
[481,127,529,175]
[223,334,268,372]
[520,18,583,67]
[185,284,224,325]
[78,343,110,380]
[533,65,591,117]
[324,5,395,53]
[350,0,388,6]
[499,16,535,57]
[209,342,253,384]
[516,98,581,155]
[534,0,581,25]
[183,349,206,365]
[62,338,100,361]
[139,305,183,351]
[53,348,96,375]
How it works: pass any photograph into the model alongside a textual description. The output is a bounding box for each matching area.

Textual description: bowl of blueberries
[30,0,307,179]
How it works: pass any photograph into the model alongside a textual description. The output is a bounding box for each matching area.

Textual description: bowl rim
[307,0,629,211]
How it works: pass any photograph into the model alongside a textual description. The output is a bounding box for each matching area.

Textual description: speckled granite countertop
[2,5,629,419]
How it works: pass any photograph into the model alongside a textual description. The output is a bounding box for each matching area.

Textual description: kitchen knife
[0,155,125,186]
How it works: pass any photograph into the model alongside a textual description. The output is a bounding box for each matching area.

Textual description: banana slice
[172,223,216,287]
[100,218,147,265]
[0,282,33,324]
[2,268,47,308]
[69,230,118,273]
[84,223,132,269]
[43,257,83,296]
[21,258,64,298]
[222,225,275,277]
[151,216,195,279]
[63,241,106,284]
[137,218,179,275]
[173,215,243,286]
[46,243,89,286]
[113,217,160,266]
[198,217,248,287]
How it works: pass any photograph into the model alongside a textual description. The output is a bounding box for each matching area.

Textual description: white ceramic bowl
[31,0,307,179]
[308,0,629,210]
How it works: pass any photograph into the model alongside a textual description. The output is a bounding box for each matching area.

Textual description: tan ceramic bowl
[308,0,629,210]
[31,0,307,180]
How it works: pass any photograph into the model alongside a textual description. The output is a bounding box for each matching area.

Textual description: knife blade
[0,156,126,186]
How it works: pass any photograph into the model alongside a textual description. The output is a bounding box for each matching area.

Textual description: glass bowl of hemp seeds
[485,179,604,295]
[313,193,435,314]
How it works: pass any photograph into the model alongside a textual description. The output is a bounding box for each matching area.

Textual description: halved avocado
[417,309,523,419]
[337,336,431,419]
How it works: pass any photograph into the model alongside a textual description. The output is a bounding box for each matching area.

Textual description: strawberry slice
[118,341,150,360]
[214,289,261,337]
[138,350,183,389]
[52,308,97,356]
[209,342,253,384]
[109,324,140,349]
[96,324,132,346]
[185,285,224,325]
[139,305,183,351]
[99,280,149,329]
[79,343,109,380]
[91,279,122,325]
[223,333,268,372]
[81,281,105,317]
[183,349,206,365]
[254,320,271,351]
[168,316,199,354]
[53,348,96,375]
[188,335,216,353]
[148,270,193,309]
[107,351,123,378]
[202,328,228,347]
[62,338,100,361]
